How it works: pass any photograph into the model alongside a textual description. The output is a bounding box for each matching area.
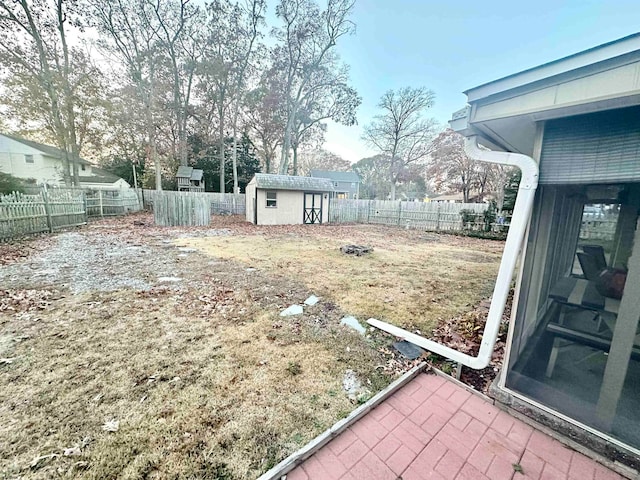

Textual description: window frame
[24,154,34,164]
[265,191,277,208]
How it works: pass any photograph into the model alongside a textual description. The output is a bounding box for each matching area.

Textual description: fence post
[367,201,371,224]
[99,190,104,217]
[436,204,441,231]
[397,201,402,226]
[42,186,53,233]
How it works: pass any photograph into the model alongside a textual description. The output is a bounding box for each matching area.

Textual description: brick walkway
[286,372,625,480]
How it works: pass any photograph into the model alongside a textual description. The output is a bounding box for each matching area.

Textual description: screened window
[24,154,34,164]
[266,191,277,207]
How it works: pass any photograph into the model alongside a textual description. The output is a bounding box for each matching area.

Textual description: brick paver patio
[286,372,626,480]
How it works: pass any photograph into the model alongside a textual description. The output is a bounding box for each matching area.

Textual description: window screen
[540,106,640,185]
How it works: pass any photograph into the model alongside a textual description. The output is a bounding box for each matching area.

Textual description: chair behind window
[577,252,604,281]
[582,245,607,270]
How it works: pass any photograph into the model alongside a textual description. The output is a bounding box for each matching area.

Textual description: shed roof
[310,169,360,183]
[253,174,334,192]
[1,133,92,165]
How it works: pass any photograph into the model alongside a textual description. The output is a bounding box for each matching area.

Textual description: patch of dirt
[430,291,514,392]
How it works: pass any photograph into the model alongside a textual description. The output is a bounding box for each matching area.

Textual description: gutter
[368,135,539,369]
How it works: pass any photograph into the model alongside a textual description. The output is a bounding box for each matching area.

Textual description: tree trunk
[292,143,298,176]
[265,153,271,174]
[390,181,396,201]
[219,119,225,193]
[231,131,238,194]
[279,101,297,174]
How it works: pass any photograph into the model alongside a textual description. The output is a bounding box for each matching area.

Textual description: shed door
[303,193,322,224]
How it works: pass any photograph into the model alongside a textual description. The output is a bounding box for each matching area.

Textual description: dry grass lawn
[0,215,504,479]
[179,222,503,334]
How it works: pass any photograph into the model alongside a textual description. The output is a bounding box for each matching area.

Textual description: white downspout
[368,135,539,369]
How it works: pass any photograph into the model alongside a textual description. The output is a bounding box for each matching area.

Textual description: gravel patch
[0,231,187,294]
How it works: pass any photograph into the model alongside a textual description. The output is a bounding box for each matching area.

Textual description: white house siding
[0,136,65,184]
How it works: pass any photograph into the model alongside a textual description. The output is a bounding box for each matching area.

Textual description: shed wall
[245,181,256,223]
[256,189,304,225]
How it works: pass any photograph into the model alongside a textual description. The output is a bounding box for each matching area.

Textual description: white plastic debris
[157,276,182,283]
[102,420,119,432]
[340,316,366,335]
[304,295,320,306]
[280,305,303,317]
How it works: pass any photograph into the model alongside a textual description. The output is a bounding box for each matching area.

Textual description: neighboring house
[430,192,465,203]
[245,173,333,225]
[0,133,129,189]
[80,167,130,190]
[310,170,360,199]
[176,165,205,192]
[430,192,488,203]
[445,33,640,471]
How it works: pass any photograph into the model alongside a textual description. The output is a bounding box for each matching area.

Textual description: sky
[313,0,640,163]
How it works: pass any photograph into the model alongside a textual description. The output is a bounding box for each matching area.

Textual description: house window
[81,164,86,171]
[266,191,277,207]
[24,154,34,164]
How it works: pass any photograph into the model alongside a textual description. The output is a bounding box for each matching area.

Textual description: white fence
[329,199,489,231]
[141,190,245,215]
[0,187,142,241]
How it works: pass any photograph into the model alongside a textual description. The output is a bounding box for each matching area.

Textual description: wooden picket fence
[0,189,86,241]
[0,187,142,241]
[152,191,211,226]
[328,199,489,231]
[141,190,245,215]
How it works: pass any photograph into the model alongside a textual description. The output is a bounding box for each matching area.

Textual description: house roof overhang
[450,33,640,155]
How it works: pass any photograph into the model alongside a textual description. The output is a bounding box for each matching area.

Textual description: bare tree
[273,0,356,174]
[362,86,437,200]
[92,0,164,189]
[244,78,286,173]
[288,62,359,174]
[427,128,480,203]
[199,0,264,193]
[148,0,203,168]
[0,0,86,186]
[296,148,351,176]
[428,130,514,207]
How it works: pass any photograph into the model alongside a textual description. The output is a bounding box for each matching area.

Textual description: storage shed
[245,173,334,225]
